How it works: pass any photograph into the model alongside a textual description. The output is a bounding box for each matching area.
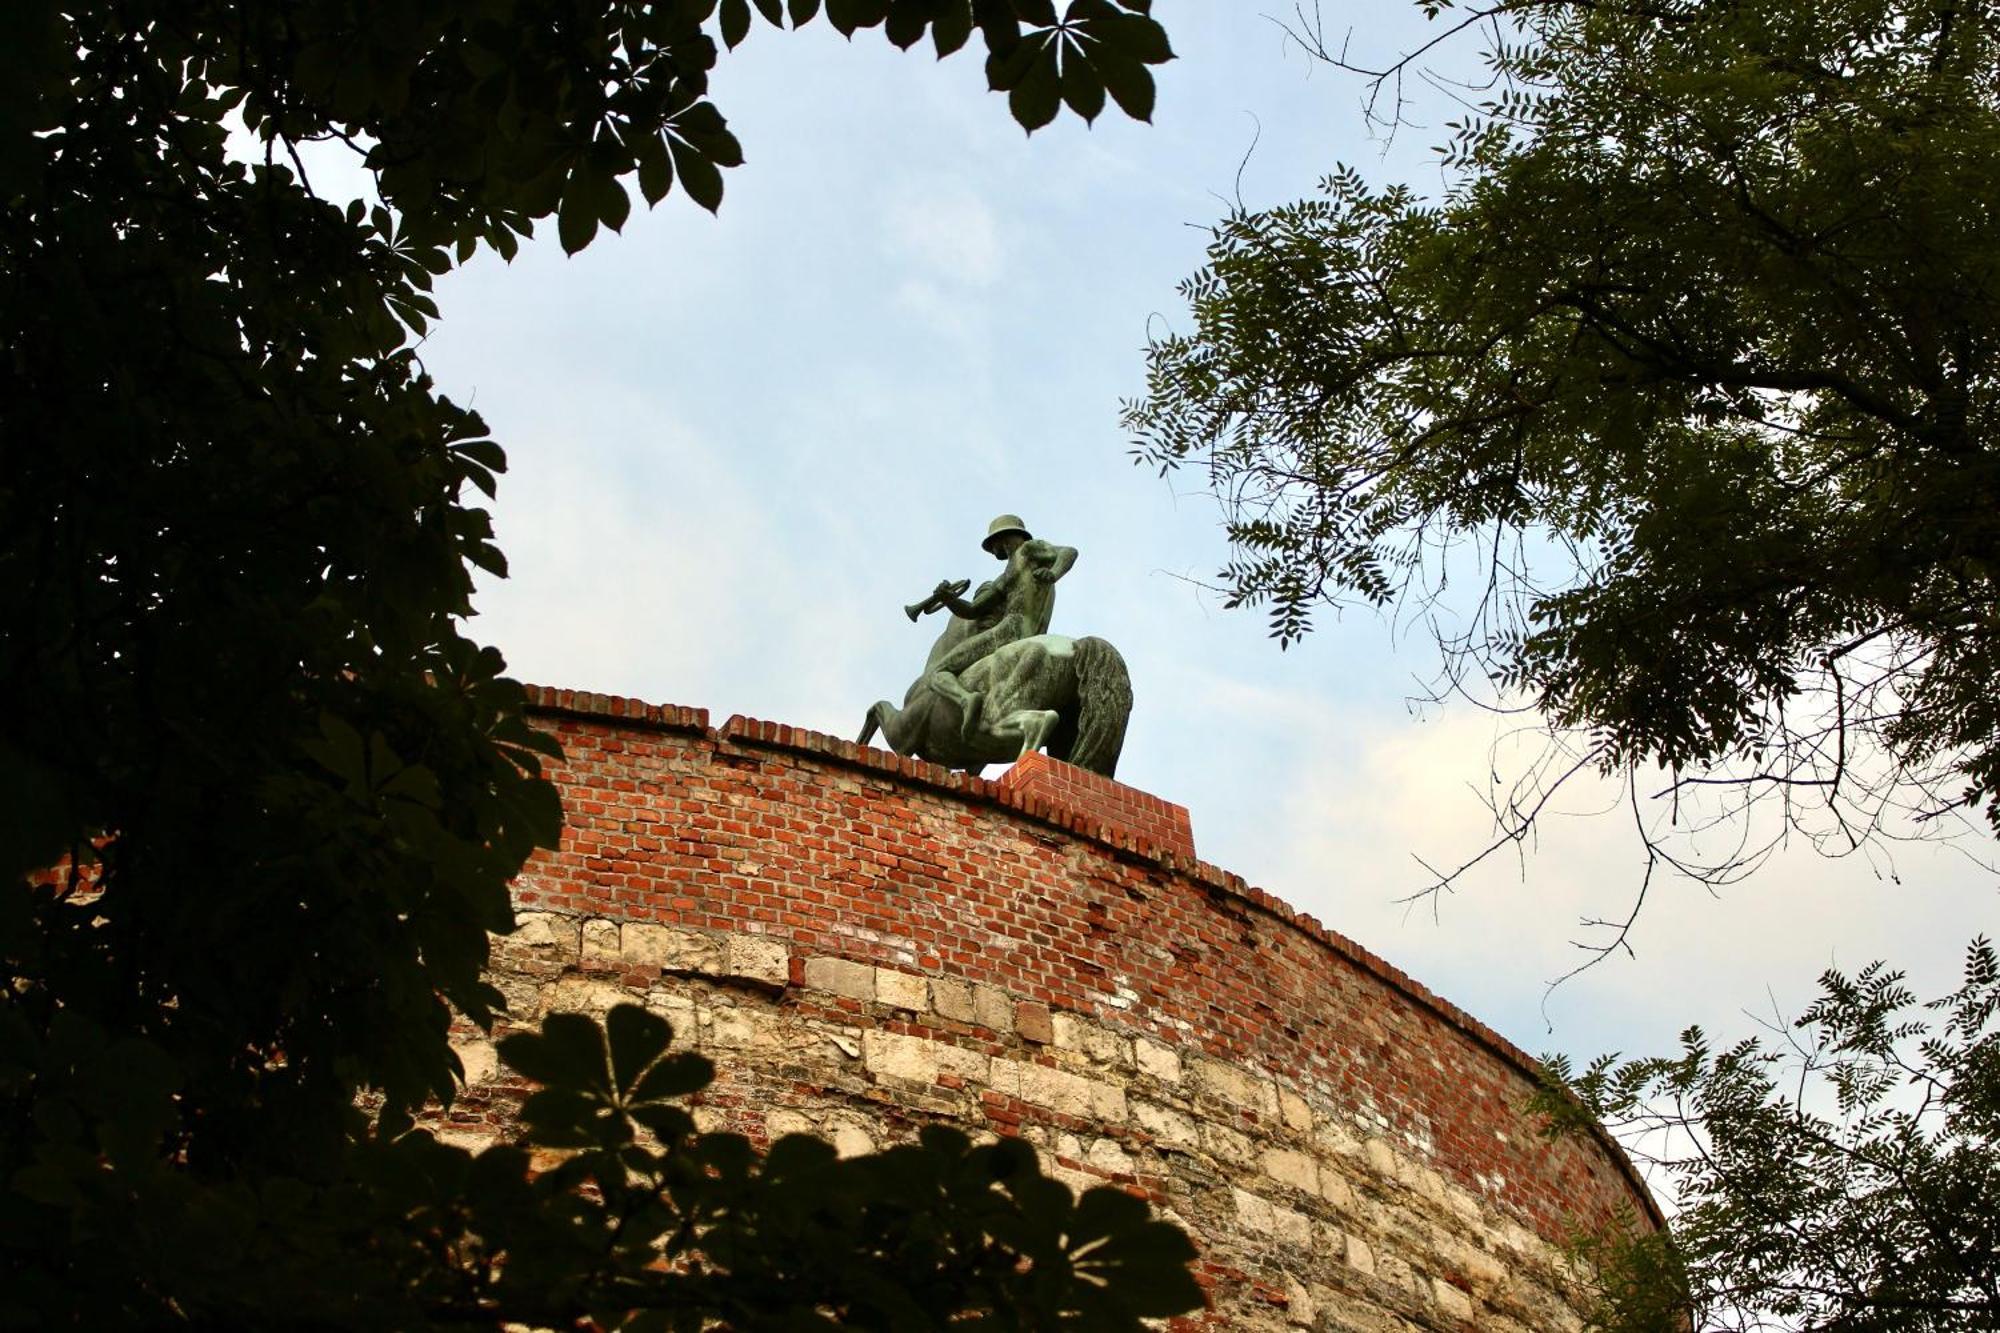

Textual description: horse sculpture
[857,632,1132,779]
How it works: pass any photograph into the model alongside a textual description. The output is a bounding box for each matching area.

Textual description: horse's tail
[1064,636,1132,779]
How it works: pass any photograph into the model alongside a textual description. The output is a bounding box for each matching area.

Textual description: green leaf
[931,1,973,57]
[1059,44,1104,122]
[1089,12,1171,63]
[518,1086,615,1147]
[452,438,507,472]
[762,1132,840,1175]
[883,0,928,49]
[629,1102,697,1142]
[825,0,873,34]
[985,32,1040,91]
[558,178,600,254]
[721,0,752,47]
[629,1051,713,1103]
[1093,49,1153,121]
[635,136,674,204]
[668,136,725,212]
[499,1012,611,1091]
[974,4,1021,59]
[1007,39,1060,131]
[673,102,745,167]
[604,1003,673,1095]
[596,175,631,233]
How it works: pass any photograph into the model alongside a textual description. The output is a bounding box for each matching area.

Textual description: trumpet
[905,578,970,622]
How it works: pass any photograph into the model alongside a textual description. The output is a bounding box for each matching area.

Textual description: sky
[333,7,1994,1084]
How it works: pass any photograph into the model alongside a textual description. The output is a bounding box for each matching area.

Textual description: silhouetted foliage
[0,2,1195,1325]
[1534,939,2000,1332]
[1126,0,2000,886]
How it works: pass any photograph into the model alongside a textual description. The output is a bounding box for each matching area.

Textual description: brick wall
[445,686,1656,1331]
[998,750,1195,860]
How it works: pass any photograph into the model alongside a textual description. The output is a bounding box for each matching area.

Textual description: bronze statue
[858,516,1131,778]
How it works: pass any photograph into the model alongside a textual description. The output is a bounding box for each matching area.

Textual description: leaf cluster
[408,1005,1196,1330]
[1125,0,2000,841]
[1,0,1182,1324]
[1534,938,2000,1331]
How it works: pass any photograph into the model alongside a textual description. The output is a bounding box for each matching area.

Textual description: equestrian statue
[858,515,1132,779]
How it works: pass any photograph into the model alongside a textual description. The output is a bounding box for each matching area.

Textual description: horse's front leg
[857,700,894,747]
[985,708,1060,761]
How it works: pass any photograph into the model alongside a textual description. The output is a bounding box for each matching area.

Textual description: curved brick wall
[443,687,1658,1331]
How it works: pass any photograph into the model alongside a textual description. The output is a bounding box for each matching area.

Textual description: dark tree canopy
[0,1,1196,1326]
[1125,0,2000,859]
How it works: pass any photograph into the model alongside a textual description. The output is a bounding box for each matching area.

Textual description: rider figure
[922,515,1078,739]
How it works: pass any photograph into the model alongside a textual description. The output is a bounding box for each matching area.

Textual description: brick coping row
[521,683,1663,1230]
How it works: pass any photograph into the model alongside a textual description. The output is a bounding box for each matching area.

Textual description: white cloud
[882,181,1003,287]
[892,276,980,341]
[1237,696,1998,1061]
[408,13,2000,1103]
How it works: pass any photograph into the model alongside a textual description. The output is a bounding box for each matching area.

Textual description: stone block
[933,1041,990,1082]
[930,977,976,1023]
[823,1028,862,1059]
[507,911,579,956]
[726,933,790,986]
[1284,1277,1317,1327]
[765,1109,816,1139]
[451,1036,498,1087]
[624,922,722,973]
[546,975,631,1016]
[1052,1012,1131,1067]
[1363,1136,1399,1180]
[1232,1187,1275,1234]
[1315,1115,1362,1159]
[1270,1200,1313,1248]
[1134,1038,1181,1083]
[989,1058,1126,1120]
[862,1029,939,1084]
[1434,1278,1474,1321]
[1318,1165,1355,1209]
[1192,1057,1279,1118]
[875,967,930,1012]
[1015,1001,1054,1044]
[973,983,1014,1032]
[1131,1098,1200,1150]
[825,1117,876,1159]
[1084,1136,1134,1175]
[494,973,552,1019]
[707,1004,784,1051]
[643,990,698,1041]
[1200,1119,1252,1163]
[1263,1146,1320,1195]
[1280,1087,1313,1134]
[803,955,875,1002]
[1346,1233,1376,1276]
[1231,1188,1309,1246]
[581,917,621,964]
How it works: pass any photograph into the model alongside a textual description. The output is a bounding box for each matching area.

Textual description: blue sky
[350,6,1994,1072]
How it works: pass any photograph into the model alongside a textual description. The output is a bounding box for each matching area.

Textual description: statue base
[997,752,1194,861]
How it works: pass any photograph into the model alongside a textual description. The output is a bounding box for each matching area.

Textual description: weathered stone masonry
[442,686,1658,1331]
